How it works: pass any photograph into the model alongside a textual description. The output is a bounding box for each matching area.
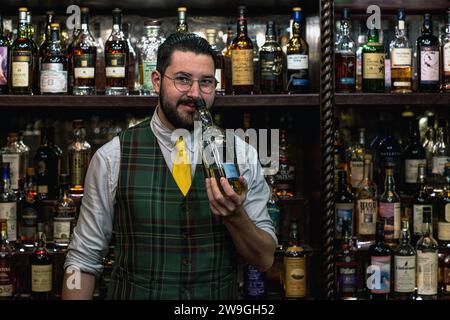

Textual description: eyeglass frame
[162,73,218,94]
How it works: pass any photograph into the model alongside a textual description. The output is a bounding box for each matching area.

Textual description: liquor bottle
[274,129,295,200]
[0,220,13,299]
[206,29,226,95]
[40,23,68,95]
[37,11,55,86]
[335,8,356,93]
[139,20,164,96]
[335,220,358,300]
[94,22,106,93]
[0,163,17,246]
[176,7,188,33]
[122,23,137,94]
[379,168,401,245]
[35,127,59,200]
[20,167,38,249]
[1,132,27,192]
[72,7,97,95]
[105,8,129,96]
[259,21,283,94]
[413,164,433,244]
[362,21,385,93]
[0,13,11,94]
[53,174,77,248]
[376,124,401,192]
[416,206,438,300]
[356,22,368,92]
[244,264,266,299]
[67,120,91,199]
[286,7,309,93]
[431,119,450,189]
[349,128,367,189]
[393,219,416,300]
[266,174,281,242]
[196,100,243,194]
[443,9,450,92]
[389,9,412,93]
[30,233,52,300]
[417,14,441,92]
[438,164,450,248]
[223,25,234,95]
[17,131,30,176]
[10,7,36,94]
[335,170,354,240]
[334,128,347,191]
[230,6,254,94]
[284,219,307,299]
[444,253,450,297]
[402,118,427,194]
[423,115,436,180]
[355,155,377,243]
[368,221,392,300]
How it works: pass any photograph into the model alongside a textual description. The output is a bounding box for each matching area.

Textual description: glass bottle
[30,233,52,300]
[284,219,307,299]
[1,132,26,192]
[334,128,347,192]
[34,127,59,201]
[176,7,188,33]
[223,26,234,95]
[423,115,436,180]
[286,7,309,93]
[335,220,358,300]
[349,128,367,189]
[0,220,14,299]
[376,123,401,192]
[431,119,450,189]
[53,174,77,249]
[72,7,97,95]
[122,23,137,94]
[259,21,283,94]
[416,206,438,300]
[265,174,280,243]
[17,131,30,176]
[403,118,427,194]
[67,120,91,199]
[37,10,55,85]
[413,164,433,244]
[393,219,416,300]
[389,9,413,93]
[362,21,385,93]
[230,6,254,94]
[379,168,401,245]
[438,164,450,249]
[335,8,356,93]
[105,8,129,96]
[356,21,368,92]
[0,163,17,248]
[443,9,450,92]
[0,13,11,94]
[20,167,38,249]
[206,29,226,95]
[335,170,354,240]
[244,263,266,300]
[10,7,36,94]
[417,14,441,92]
[40,23,68,95]
[274,129,295,200]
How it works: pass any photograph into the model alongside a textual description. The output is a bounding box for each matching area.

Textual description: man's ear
[151,70,161,94]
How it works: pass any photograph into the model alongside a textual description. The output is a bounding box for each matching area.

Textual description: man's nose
[187,80,201,98]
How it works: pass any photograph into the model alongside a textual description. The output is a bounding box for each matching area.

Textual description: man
[62,32,276,300]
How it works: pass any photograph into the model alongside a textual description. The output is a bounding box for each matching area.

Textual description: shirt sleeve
[63,137,119,278]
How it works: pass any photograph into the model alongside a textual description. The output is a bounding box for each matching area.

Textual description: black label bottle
[335,170,354,240]
[335,220,358,300]
[394,219,416,300]
[412,164,433,244]
[403,118,427,194]
[30,233,53,300]
[259,21,283,94]
[379,167,401,245]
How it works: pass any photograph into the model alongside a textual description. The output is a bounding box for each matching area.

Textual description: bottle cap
[342,8,350,20]
[144,20,161,27]
[397,8,406,21]
[50,23,60,29]
[73,119,84,129]
[178,7,187,12]
[19,7,28,12]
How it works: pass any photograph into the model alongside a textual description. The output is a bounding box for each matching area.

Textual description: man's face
[152,50,216,131]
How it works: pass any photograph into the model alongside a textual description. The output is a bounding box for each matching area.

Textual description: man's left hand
[205,176,248,218]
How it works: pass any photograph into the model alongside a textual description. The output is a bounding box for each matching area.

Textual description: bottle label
[106,53,127,78]
[73,54,95,79]
[0,284,13,297]
[404,159,427,184]
[336,52,356,86]
[420,48,439,82]
[357,199,377,235]
[222,163,239,180]
[31,264,53,292]
[71,152,88,186]
[413,205,433,235]
[444,43,450,73]
[394,255,416,293]
[0,202,17,242]
[40,63,68,93]
[287,54,308,70]
[446,204,450,222]
[432,156,450,175]
[53,217,74,243]
[362,53,385,79]
[21,207,38,240]
[2,153,20,190]
[0,46,8,86]
[379,202,401,239]
[245,264,265,297]
[12,50,32,87]
[417,251,438,295]
[438,222,450,241]
[337,265,357,294]
[0,261,13,297]
[335,203,353,239]
[391,48,411,67]
[260,51,283,81]
[370,256,391,294]
[142,60,157,91]
[284,256,306,298]
[231,49,254,86]
[350,160,364,187]
[37,185,49,195]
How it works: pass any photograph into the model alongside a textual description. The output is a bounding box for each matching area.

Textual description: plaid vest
[107,119,237,300]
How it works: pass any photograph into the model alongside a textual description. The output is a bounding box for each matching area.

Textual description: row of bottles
[335,8,450,93]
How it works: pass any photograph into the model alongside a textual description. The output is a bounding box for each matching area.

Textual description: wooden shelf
[335,93,450,106]
[334,0,448,14]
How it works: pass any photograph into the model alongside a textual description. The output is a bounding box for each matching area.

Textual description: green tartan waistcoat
[107,119,237,300]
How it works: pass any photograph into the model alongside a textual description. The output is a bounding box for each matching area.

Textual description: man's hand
[205,176,248,218]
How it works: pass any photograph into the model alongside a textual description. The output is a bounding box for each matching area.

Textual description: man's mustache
[176,98,203,107]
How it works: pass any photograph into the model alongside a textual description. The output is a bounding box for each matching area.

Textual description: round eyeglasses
[163,74,217,94]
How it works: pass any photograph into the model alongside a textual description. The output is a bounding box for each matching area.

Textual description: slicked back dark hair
[156,32,216,76]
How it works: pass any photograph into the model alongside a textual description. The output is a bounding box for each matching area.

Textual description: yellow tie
[172,137,192,196]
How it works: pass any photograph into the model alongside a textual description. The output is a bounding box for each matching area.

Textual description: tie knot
[175,137,186,150]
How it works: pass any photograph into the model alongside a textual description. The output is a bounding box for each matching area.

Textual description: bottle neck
[340,18,350,36]
[400,225,411,245]
[422,19,432,35]
[384,173,396,193]
[363,161,371,181]
[397,20,406,37]
[145,26,160,38]
[18,16,28,39]
[368,27,379,43]
[292,19,301,37]
[237,18,248,37]
[423,220,432,237]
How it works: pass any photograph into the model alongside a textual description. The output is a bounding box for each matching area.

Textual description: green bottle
[362,22,385,93]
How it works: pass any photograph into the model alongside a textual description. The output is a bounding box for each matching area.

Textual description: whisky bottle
[0,220,13,299]
[105,8,129,95]
[40,23,68,94]
[0,14,11,94]
[72,7,97,95]
[393,219,416,300]
[20,167,38,249]
[417,14,441,92]
[34,127,59,200]
[11,7,36,94]
[230,6,254,94]
[259,21,283,94]
[335,220,358,300]
[355,155,377,243]
[362,22,385,93]
[67,120,91,199]
[413,164,433,244]
[206,29,226,95]
[335,8,356,93]
[274,129,295,200]
[244,264,266,299]
[334,128,347,192]
[122,23,137,94]
[379,168,401,245]
[368,221,392,300]
[284,219,307,299]
[376,124,401,192]
[431,119,450,189]
[223,26,234,95]
[53,174,76,249]
[423,115,436,181]
[389,9,412,93]
[438,164,450,249]
[176,7,188,33]
[37,10,55,82]
[443,9,450,92]
[266,174,281,242]
[349,128,367,189]
[1,132,27,192]
[196,100,243,195]
[0,163,17,246]
[403,118,427,194]
[444,253,450,297]
[356,22,368,92]
[416,206,438,300]
[287,7,309,93]
[30,233,53,300]
[335,170,354,240]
